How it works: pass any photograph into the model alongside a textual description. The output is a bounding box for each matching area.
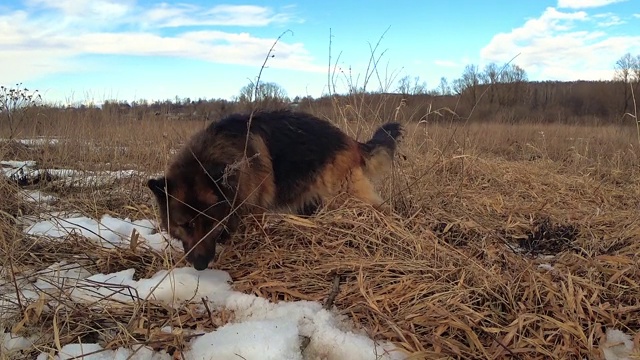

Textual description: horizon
[2,0,640,106]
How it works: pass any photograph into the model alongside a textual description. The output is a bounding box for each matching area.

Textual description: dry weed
[1,108,639,359]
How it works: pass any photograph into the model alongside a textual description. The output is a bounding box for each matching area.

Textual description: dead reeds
[1,106,640,359]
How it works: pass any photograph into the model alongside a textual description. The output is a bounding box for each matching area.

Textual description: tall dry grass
[1,83,640,360]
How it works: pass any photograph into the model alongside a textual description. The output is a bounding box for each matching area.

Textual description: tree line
[3,54,639,126]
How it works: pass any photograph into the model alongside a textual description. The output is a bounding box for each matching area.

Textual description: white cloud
[25,0,134,27]
[25,0,133,17]
[481,7,640,82]
[633,13,640,18]
[142,3,300,28]
[0,2,319,86]
[68,30,322,71]
[557,0,626,9]
[594,12,625,27]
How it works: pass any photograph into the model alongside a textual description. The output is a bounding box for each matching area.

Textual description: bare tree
[481,63,500,102]
[238,81,289,103]
[438,77,451,96]
[614,53,636,83]
[500,64,528,83]
[481,63,500,84]
[396,75,427,95]
[613,53,639,113]
[453,64,482,105]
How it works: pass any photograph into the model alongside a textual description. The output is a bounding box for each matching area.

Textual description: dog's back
[206,110,354,207]
[186,109,403,211]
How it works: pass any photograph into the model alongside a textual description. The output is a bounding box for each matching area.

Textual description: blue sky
[1,0,639,105]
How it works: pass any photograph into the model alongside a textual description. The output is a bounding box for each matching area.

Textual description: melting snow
[20,189,59,204]
[33,343,171,360]
[13,138,61,146]
[24,214,175,251]
[1,159,144,187]
[603,328,637,360]
[2,332,35,353]
[1,160,38,168]
[0,211,406,360]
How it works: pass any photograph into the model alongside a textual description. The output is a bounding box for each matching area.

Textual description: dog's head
[147,169,237,270]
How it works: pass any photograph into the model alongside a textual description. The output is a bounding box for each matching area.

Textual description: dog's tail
[358,122,403,179]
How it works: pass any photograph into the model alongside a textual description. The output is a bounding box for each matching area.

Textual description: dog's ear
[147,177,167,199]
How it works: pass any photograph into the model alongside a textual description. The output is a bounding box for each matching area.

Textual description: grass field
[1,101,639,359]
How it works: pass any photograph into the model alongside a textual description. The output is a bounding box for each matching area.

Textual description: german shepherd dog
[147,109,403,270]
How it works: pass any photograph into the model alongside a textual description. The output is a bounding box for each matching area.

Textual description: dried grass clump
[0,232,193,359]
[0,179,24,219]
[2,112,640,359]
[213,197,640,359]
[0,140,42,161]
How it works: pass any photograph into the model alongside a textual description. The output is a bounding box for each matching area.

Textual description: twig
[201,297,214,324]
[472,320,516,357]
[323,274,341,310]
[299,335,311,353]
[623,81,639,146]
[327,28,333,98]
[252,30,294,107]
[8,253,24,311]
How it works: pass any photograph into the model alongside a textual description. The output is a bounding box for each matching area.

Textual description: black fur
[298,198,321,217]
[207,109,351,206]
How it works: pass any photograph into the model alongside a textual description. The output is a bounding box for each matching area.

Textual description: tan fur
[361,146,395,182]
[278,141,390,213]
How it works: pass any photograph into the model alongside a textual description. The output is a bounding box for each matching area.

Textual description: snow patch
[1,160,37,168]
[20,189,59,204]
[24,214,177,251]
[186,318,302,360]
[1,159,144,187]
[2,332,35,353]
[11,211,406,359]
[603,328,637,360]
[34,343,171,360]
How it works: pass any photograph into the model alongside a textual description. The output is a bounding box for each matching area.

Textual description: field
[1,100,639,359]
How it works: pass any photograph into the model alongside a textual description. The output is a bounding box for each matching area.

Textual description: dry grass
[1,104,640,360]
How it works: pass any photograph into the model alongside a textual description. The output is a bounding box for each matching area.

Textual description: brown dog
[147,109,403,270]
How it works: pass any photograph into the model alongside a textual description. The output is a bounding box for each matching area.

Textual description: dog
[147,109,403,270]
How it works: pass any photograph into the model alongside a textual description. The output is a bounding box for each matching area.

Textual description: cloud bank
[557,0,627,9]
[0,0,321,85]
[480,6,640,82]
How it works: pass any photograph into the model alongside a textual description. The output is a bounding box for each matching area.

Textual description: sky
[1,0,639,106]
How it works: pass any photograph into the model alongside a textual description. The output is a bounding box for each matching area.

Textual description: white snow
[20,189,58,204]
[24,214,177,251]
[15,138,61,146]
[0,208,407,360]
[536,263,558,274]
[1,160,37,168]
[34,343,171,360]
[31,261,93,291]
[603,328,638,360]
[1,159,144,187]
[0,137,61,146]
[2,332,35,353]
[48,264,403,360]
[187,318,302,360]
